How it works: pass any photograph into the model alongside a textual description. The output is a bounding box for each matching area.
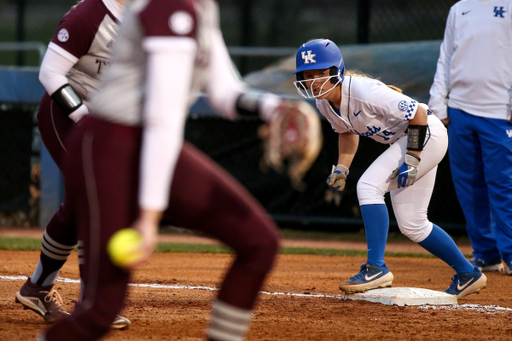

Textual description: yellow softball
[107,228,143,267]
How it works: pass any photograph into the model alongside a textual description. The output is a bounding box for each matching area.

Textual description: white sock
[206,300,253,341]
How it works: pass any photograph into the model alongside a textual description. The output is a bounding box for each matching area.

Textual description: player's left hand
[390,152,421,188]
[259,100,322,191]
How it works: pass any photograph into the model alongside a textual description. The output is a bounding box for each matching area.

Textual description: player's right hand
[390,152,420,188]
[326,164,349,191]
[124,209,161,270]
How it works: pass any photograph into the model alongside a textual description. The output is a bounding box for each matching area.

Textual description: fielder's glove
[259,100,322,191]
[390,152,421,188]
[326,164,349,191]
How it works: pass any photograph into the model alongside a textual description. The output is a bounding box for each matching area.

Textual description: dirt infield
[1,230,511,340]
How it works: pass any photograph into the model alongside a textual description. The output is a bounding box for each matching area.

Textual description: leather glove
[326,164,349,191]
[259,100,322,191]
[390,152,420,188]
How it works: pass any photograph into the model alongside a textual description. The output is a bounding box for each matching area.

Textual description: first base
[344,287,457,306]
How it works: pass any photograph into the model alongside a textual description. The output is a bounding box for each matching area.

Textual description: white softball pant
[357,115,448,243]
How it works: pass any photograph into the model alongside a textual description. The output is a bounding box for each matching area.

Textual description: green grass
[156,243,231,254]
[279,229,472,245]
[0,237,42,251]
[0,237,443,258]
[161,227,471,245]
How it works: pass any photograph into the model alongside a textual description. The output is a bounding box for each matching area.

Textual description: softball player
[429,0,512,275]
[37,0,288,340]
[15,0,130,329]
[294,39,486,298]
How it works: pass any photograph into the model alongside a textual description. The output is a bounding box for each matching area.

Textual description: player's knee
[356,180,385,206]
[239,230,280,276]
[397,220,432,243]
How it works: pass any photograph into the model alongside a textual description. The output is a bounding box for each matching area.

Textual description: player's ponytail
[345,69,403,93]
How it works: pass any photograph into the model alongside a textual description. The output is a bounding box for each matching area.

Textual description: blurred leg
[164,142,280,310]
[45,117,138,341]
[163,143,279,341]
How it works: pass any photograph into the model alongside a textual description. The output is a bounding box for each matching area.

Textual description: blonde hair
[345,69,402,93]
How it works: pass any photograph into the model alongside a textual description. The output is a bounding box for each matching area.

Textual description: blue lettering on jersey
[353,126,397,141]
[352,126,379,138]
[494,6,506,18]
[352,125,398,141]
[376,130,396,141]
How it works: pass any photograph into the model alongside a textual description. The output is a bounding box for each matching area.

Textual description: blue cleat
[469,257,504,272]
[445,267,487,299]
[507,262,512,276]
[339,263,394,293]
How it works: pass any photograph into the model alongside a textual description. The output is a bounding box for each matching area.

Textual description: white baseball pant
[357,115,448,242]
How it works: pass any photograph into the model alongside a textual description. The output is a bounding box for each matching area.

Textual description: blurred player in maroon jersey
[15,0,130,330]
[35,0,296,340]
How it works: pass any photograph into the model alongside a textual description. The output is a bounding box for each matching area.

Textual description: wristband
[406,151,421,162]
[406,125,427,151]
[235,91,262,118]
[50,84,83,115]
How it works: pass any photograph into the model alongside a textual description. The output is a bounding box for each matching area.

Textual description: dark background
[0,0,466,232]
[1,0,457,73]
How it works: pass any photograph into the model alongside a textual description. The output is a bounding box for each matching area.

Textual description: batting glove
[326,164,349,191]
[390,152,420,188]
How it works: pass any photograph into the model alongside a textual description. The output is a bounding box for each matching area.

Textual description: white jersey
[91,0,248,211]
[317,76,422,144]
[429,0,512,120]
[91,0,234,125]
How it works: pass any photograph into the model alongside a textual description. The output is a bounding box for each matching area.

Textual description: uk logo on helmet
[301,50,316,64]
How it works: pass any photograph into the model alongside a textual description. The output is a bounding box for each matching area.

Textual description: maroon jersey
[50,0,121,105]
[92,0,218,124]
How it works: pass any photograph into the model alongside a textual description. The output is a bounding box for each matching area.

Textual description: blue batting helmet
[294,39,345,84]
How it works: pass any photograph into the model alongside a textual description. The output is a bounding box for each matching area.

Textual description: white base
[344,287,457,306]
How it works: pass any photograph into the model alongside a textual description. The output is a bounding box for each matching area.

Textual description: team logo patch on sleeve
[169,11,194,35]
[398,100,408,112]
[57,29,69,42]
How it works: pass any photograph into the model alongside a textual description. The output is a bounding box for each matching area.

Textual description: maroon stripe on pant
[46,115,279,341]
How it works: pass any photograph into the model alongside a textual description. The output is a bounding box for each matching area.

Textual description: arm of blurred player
[204,27,281,122]
[428,7,455,124]
[135,36,197,264]
[39,43,89,122]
